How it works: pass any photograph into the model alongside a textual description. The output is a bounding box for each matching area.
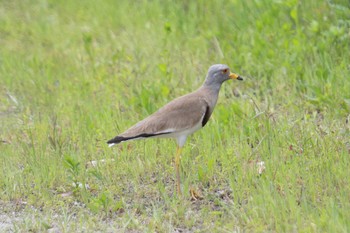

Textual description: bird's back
[107,87,217,145]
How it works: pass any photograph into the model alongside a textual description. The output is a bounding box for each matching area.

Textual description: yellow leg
[175,146,182,196]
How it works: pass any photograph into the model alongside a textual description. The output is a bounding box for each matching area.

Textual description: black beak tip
[237,76,243,81]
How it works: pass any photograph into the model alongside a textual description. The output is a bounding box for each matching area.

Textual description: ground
[1,0,350,232]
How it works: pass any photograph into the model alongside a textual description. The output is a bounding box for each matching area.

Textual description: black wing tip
[107,132,171,145]
[107,136,125,145]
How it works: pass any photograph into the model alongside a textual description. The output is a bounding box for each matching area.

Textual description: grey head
[203,64,243,88]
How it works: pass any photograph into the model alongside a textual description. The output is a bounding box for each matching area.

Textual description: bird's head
[204,64,242,87]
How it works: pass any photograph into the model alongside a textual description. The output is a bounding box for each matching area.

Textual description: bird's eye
[222,69,229,74]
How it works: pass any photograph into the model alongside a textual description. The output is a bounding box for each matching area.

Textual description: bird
[107,64,242,195]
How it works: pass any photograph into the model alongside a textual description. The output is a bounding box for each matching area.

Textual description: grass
[1,0,349,232]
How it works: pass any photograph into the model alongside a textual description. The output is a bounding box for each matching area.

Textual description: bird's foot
[190,187,203,201]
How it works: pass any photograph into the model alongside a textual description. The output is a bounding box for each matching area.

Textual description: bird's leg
[175,146,182,196]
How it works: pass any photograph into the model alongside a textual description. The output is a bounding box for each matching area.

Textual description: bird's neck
[201,82,222,93]
[199,84,221,107]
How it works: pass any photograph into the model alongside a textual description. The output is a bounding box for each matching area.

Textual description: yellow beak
[229,73,243,80]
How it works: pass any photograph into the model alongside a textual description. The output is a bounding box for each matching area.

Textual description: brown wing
[118,93,209,138]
